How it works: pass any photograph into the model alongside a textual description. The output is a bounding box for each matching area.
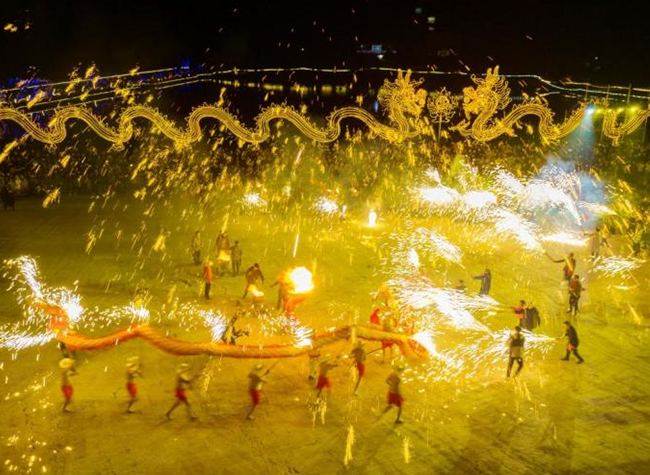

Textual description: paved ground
[1,196,649,475]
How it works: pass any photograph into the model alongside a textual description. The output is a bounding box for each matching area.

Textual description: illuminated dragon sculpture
[602,106,650,145]
[0,66,648,148]
[0,70,426,148]
[453,66,586,143]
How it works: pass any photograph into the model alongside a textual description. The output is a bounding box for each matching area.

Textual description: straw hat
[253,363,264,372]
[177,363,190,373]
[59,358,74,370]
[126,356,139,368]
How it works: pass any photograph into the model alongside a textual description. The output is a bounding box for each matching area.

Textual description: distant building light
[427,16,436,24]
[371,44,383,54]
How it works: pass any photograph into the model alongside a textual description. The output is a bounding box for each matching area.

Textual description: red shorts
[382,341,395,350]
[355,362,366,378]
[387,391,403,407]
[127,382,137,398]
[369,309,381,325]
[62,385,73,401]
[249,389,262,405]
[315,375,331,390]
[175,388,188,402]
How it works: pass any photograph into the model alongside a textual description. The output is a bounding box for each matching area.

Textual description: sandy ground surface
[1,196,649,475]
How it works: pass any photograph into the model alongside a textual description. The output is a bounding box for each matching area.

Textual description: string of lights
[1,66,648,147]
[3,65,649,112]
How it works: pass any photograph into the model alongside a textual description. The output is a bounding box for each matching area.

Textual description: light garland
[1,66,649,148]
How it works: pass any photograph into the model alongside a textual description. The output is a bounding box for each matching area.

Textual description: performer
[550,252,576,282]
[307,347,321,383]
[584,227,611,258]
[243,263,265,298]
[126,356,143,413]
[315,356,338,399]
[506,326,525,377]
[222,314,249,344]
[560,321,585,363]
[231,240,243,276]
[246,362,277,420]
[381,365,405,424]
[350,341,367,394]
[374,283,392,306]
[472,268,492,295]
[381,314,397,363]
[203,260,213,300]
[191,231,201,265]
[455,280,467,292]
[271,271,291,310]
[568,275,584,316]
[511,300,527,325]
[166,363,196,420]
[59,357,77,413]
[215,231,230,254]
[369,308,381,325]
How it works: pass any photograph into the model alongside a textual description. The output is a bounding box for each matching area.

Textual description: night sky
[2,0,649,85]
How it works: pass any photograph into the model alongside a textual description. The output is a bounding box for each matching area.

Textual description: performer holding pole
[126,356,143,413]
[166,363,196,420]
[246,361,280,420]
[59,357,77,413]
[380,364,405,424]
[350,341,367,394]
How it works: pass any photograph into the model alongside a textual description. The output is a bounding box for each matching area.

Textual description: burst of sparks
[125,304,150,323]
[390,277,493,332]
[61,293,84,323]
[407,249,420,269]
[290,321,314,348]
[402,436,411,464]
[462,190,497,209]
[592,256,645,277]
[201,310,227,341]
[288,267,314,294]
[242,192,267,209]
[385,228,463,277]
[344,425,355,467]
[541,231,588,247]
[0,330,54,350]
[409,331,439,357]
[417,186,459,206]
[428,229,463,264]
[490,209,540,251]
[313,197,339,215]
